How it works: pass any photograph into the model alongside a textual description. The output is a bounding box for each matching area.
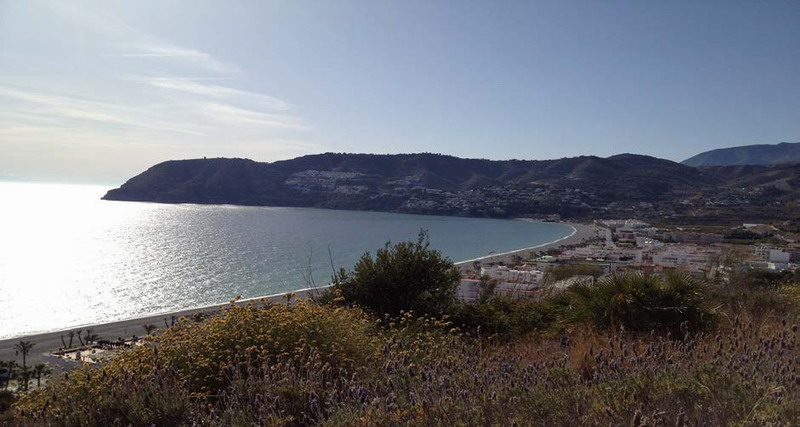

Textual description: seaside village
[456,219,800,301]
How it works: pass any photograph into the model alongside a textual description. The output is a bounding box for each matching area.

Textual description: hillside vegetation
[6,238,799,426]
[102,152,800,223]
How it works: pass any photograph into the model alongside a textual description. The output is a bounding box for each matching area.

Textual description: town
[458,219,800,301]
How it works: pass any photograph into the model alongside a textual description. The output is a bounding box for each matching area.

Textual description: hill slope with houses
[104,152,800,224]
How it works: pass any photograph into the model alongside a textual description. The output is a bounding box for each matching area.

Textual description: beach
[0,222,599,367]
[454,222,600,269]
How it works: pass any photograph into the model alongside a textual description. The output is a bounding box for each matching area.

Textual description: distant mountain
[104,153,716,219]
[703,162,800,196]
[104,152,800,223]
[682,142,800,167]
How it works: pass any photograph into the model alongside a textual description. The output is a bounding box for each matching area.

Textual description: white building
[480,266,544,285]
[768,262,791,272]
[561,246,643,263]
[746,261,793,272]
[458,279,481,302]
[493,281,543,298]
[636,236,664,248]
[755,244,778,260]
[650,247,717,274]
[768,249,791,263]
[477,266,548,298]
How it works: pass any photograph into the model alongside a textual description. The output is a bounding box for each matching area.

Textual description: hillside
[104,153,716,218]
[682,142,800,167]
[683,162,800,225]
[705,163,800,190]
[103,152,800,223]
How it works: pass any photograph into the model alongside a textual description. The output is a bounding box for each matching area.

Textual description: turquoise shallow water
[0,182,572,339]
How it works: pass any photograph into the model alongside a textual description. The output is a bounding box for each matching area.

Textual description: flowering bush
[11,273,799,425]
[14,301,379,425]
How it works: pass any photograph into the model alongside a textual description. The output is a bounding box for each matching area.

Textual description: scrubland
[4,237,798,426]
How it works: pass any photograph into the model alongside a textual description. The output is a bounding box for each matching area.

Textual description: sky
[1,1,799,184]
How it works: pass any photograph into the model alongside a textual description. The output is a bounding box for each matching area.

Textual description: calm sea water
[0,182,572,339]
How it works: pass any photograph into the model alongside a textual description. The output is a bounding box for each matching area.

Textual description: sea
[0,182,573,339]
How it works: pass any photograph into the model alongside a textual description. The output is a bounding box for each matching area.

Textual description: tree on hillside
[33,363,51,388]
[14,341,35,391]
[332,230,461,316]
[13,341,34,371]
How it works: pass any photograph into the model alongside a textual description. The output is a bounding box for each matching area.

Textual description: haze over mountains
[682,142,800,167]
[104,148,800,224]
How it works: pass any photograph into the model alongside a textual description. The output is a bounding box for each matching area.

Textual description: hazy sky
[1,1,799,183]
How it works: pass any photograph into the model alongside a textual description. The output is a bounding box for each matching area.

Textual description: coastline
[0,287,327,368]
[454,222,598,269]
[456,224,576,265]
[0,222,599,366]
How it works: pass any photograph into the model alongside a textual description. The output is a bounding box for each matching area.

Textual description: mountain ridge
[682,142,800,167]
[104,152,800,223]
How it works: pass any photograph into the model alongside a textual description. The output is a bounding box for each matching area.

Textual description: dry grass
[6,276,799,426]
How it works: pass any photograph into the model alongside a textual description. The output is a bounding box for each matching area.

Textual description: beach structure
[480,265,544,285]
[458,279,481,302]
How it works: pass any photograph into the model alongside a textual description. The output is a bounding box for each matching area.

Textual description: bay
[0,182,572,339]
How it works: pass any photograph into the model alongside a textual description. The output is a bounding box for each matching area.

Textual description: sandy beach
[454,222,600,269]
[0,222,600,367]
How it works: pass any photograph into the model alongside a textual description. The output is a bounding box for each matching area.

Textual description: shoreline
[455,223,577,265]
[454,222,598,269]
[0,222,600,366]
[0,287,327,368]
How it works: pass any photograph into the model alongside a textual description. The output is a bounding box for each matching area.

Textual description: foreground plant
[559,271,714,333]
[331,230,461,317]
[10,268,799,426]
[12,303,798,426]
[14,301,379,425]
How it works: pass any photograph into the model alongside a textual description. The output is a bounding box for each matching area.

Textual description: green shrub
[560,272,714,332]
[456,271,716,337]
[331,230,461,316]
[453,297,553,336]
[0,390,14,413]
